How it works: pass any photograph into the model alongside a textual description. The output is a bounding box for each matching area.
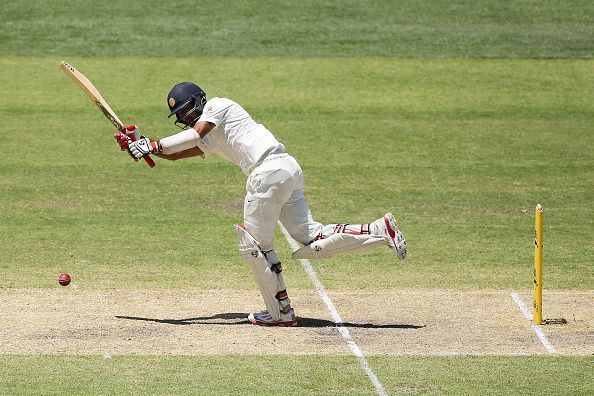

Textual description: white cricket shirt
[195,97,285,175]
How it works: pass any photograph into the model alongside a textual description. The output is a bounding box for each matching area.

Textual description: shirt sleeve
[198,98,228,127]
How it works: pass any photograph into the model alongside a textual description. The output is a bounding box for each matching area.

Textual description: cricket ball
[58,273,71,286]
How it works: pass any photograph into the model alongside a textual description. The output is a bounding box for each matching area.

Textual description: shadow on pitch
[115,313,425,329]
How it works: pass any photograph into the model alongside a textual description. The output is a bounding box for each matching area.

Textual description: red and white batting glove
[122,124,142,140]
[126,135,162,160]
[114,124,142,150]
[114,125,160,161]
[114,132,129,152]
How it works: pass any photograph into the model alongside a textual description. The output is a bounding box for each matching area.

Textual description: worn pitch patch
[0,288,591,356]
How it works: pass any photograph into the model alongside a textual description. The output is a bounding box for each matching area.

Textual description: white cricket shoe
[373,212,407,260]
[248,308,298,327]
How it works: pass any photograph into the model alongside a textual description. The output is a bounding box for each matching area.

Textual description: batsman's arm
[155,147,204,161]
[193,121,215,138]
[157,126,210,160]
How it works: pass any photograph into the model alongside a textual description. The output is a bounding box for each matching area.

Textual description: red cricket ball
[58,273,71,286]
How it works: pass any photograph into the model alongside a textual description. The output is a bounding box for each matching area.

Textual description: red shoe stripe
[384,216,396,239]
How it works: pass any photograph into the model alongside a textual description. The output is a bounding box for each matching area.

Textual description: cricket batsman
[115,82,407,326]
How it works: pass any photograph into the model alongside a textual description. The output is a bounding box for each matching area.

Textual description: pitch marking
[280,223,388,396]
[511,292,557,354]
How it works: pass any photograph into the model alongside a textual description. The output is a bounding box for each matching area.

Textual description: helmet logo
[168,97,176,107]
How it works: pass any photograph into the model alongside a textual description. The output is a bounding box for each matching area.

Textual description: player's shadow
[115,313,425,329]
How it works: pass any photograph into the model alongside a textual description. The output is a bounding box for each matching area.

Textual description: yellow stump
[533,204,544,325]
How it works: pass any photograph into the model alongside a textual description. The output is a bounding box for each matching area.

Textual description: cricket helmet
[167,82,207,128]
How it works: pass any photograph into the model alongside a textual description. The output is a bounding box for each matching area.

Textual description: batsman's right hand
[121,124,142,140]
[114,125,142,155]
[113,124,157,168]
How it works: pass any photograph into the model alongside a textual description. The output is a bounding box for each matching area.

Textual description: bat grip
[143,155,156,168]
[121,125,156,168]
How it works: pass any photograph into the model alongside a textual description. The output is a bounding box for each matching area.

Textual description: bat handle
[143,155,156,168]
[120,125,156,168]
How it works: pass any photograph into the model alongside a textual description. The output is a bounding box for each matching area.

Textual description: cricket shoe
[372,212,407,260]
[248,308,298,327]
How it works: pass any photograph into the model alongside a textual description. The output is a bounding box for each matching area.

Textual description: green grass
[1,0,593,58]
[0,57,592,290]
[0,356,591,395]
[371,356,594,395]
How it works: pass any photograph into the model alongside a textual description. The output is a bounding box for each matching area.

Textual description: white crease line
[280,223,388,396]
[511,292,533,320]
[511,292,557,354]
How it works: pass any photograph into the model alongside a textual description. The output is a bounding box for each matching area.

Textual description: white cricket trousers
[244,153,321,251]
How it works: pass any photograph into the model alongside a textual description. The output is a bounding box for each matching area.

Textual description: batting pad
[292,233,387,260]
[235,224,289,320]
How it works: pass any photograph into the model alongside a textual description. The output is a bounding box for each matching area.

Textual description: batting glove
[114,125,143,152]
[114,132,129,152]
[127,136,161,159]
[122,124,142,139]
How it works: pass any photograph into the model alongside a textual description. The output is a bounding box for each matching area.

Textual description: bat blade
[96,101,122,130]
[59,60,155,168]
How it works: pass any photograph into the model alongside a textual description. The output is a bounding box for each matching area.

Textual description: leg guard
[292,232,387,259]
[235,224,290,320]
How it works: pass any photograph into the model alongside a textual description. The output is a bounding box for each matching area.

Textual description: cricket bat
[59,60,156,168]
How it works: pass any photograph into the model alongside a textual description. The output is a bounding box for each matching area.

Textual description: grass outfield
[0,356,592,395]
[0,57,592,290]
[1,0,592,58]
